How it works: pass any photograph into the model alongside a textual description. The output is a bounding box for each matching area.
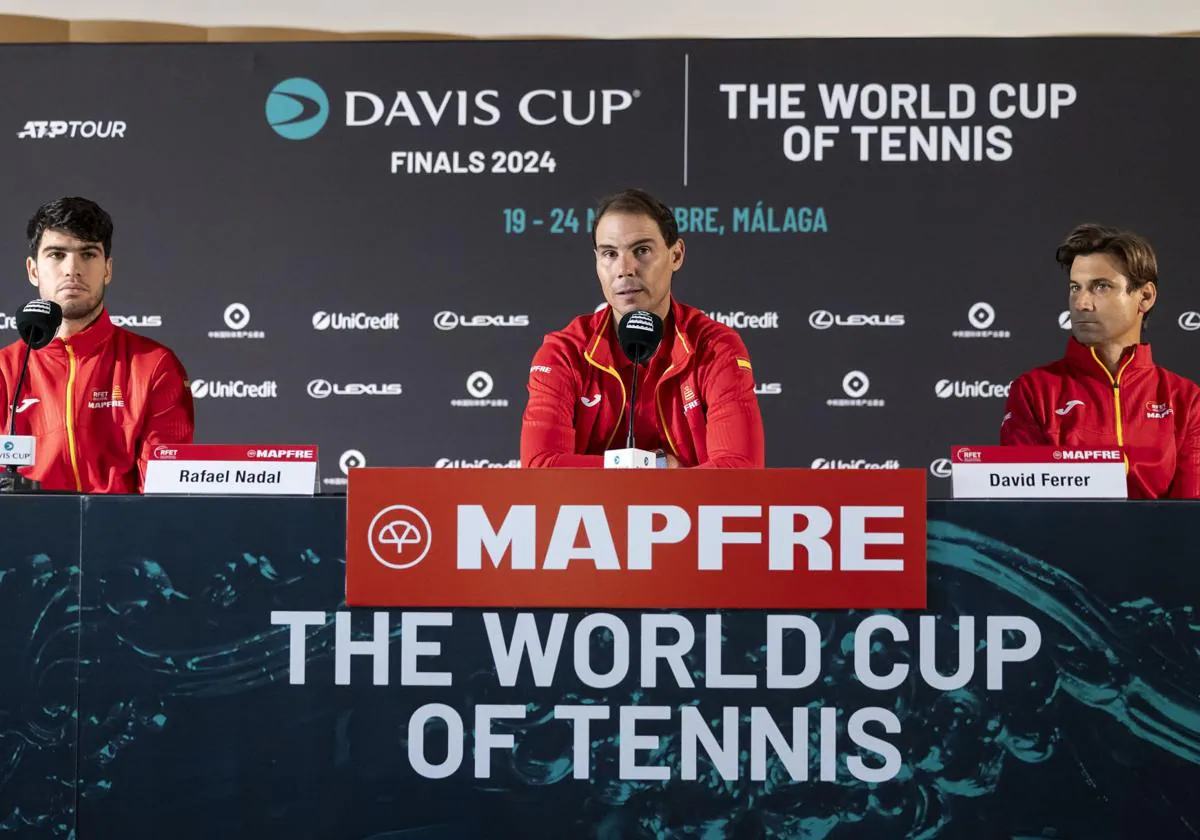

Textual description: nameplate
[144,444,319,495]
[0,435,36,466]
[950,445,1127,499]
[604,448,657,469]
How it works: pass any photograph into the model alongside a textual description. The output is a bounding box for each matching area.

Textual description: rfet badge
[346,468,927,609]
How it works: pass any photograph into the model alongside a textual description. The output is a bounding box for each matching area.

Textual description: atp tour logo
[266,78,330,140]
[368,505,433,570]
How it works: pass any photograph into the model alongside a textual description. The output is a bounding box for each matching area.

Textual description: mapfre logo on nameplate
[144,445,318,495]
[346,468,927,609]
[950,446,1127,499]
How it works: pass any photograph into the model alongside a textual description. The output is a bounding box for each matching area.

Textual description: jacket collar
[584,297,693,373]
[45,308,115,358]
[1063,335,1154,382]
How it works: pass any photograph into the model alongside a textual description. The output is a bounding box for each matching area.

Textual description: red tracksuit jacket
[521,299,765,467]
[0,309,194,493]
[1000,337,1200,498]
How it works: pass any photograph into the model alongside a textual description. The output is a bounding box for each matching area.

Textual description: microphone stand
[625,358,640,449]
[1,341,40,493]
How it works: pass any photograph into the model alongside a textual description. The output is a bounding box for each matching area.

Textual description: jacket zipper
[64,342,83,492]
[654,364,680,457]
[1091,347,1135,472]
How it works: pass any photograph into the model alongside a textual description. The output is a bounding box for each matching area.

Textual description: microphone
[15,298,63,353]
[616,310,663,449]
[2,299,61,493]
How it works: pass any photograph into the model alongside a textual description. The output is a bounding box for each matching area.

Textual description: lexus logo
[841,370,870,398]
[929,458,952,478]
[968,302,995,329]
[1059,310,1072,330]
[809,310,834,330]
[307,379,333,399]
[1179,311,1200,332]
[434,311,460,330]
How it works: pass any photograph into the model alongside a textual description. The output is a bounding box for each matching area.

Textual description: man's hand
[665,453,682,469]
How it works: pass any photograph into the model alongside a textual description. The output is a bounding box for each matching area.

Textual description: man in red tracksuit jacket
[1001,223,1200,498]
[521,189,765,468]
[0,197,194,493]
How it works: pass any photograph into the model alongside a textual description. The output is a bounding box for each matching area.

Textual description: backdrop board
[0,39,1197,494]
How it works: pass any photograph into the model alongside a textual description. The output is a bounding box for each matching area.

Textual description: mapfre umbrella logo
[368,505,432,570]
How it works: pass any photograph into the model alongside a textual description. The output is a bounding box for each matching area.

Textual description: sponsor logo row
[8,304,1200,334]
[186,372,1011,402]
[320,448,958,488]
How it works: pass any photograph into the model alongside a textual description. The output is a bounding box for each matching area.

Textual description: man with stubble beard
[0,197,193,493]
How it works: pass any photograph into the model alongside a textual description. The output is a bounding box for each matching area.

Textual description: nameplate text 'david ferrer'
[345,469,926,609]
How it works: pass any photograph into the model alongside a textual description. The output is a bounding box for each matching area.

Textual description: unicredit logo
[190,379,278,399]
[706,311,780,329]
[307,379,403,399]
[934,379,1011,399]
[809,310,905,330]
[434,311,530,331]
[1178,311,1200,332]
[811,458,900,469]
[0,314,15,330]
[434,458,521,468]
[312,311,400,331]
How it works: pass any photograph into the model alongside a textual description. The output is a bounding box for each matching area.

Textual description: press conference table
[0,495,1196,839]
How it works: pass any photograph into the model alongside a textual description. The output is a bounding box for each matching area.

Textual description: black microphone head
[617,310,664,365]
[15,299,63,350]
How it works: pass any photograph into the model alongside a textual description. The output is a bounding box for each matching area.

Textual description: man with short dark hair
[1000,223,1200,498]
[520,188,765,468]
[0,196,193,493]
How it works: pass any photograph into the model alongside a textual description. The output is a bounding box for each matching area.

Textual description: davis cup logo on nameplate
[368,505,432,570]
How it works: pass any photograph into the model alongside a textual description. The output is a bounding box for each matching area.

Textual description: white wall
[1,0,1198,37]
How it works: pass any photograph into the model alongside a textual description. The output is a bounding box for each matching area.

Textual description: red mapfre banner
[951,445,1123,464]
[345,469,927,609]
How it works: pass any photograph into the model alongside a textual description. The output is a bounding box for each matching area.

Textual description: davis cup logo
[266,78,329,140]
[368,505,432,570]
